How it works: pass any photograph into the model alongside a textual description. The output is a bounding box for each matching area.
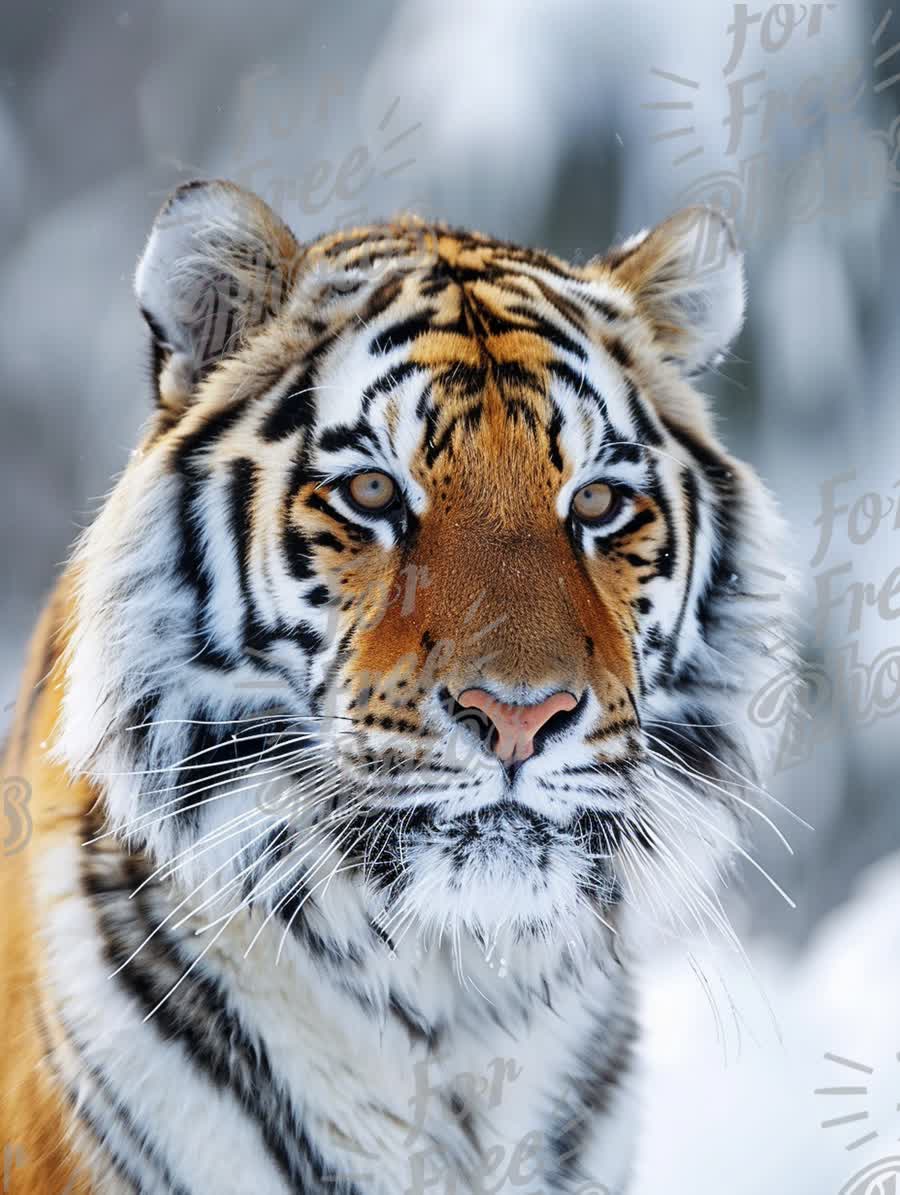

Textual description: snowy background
[2,2,900,1190]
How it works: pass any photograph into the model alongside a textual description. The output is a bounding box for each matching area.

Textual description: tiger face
[56,181,786,949]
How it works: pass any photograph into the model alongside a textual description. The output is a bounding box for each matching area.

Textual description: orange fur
[1,584,95,1193]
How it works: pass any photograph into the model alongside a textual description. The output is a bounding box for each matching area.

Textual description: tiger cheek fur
[0,182,790,1194]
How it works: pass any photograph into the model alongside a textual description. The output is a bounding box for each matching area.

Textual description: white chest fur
[43,842,636,1194]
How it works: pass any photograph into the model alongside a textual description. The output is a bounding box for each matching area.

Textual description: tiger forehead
[325,225,592,398]
[400,273,573,494]
[306,219,618,379]
[301,221,631,497]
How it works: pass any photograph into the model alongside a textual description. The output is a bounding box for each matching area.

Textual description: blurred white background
[2,2,900,1189]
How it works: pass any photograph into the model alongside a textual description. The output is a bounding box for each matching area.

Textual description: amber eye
[346,471,397,513]
[572,480,620,525]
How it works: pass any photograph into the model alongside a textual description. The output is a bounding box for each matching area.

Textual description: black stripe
[606,507,656,541]
[277,619,327,654]
[507,306,587,360]
[369,309,435,355]
[305,583,332,607]
[493,359,542,393]
[322,232,380,257]
[440,362,487,396]
[305,491,375,542]
[604,336,632,370]
[261,342,337,441]
[547,404,564,472]
[582,293,623,321]
[359,274,404,323]
[530,277,590,336]
[660,415,741,645]
[389,993,442,1051]
[317,420,379,454]
[549,361,608,416]
[360,360,421,412]
[227,457,258,645]
[647,708,741,790]
[173,481,210,647]
[663,466,699,675]
[170,393,255,609]
[284,524,316,579]
[624,380,664,447]
[309,617,357,718]
[646,458,677,580]
[166,714,301,831]
[312,530,344,553]
[493,244,582,279]
[550,1010,637,1180]
[600,440,642,466]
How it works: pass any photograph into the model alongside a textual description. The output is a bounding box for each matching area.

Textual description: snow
[635,851,900,1192]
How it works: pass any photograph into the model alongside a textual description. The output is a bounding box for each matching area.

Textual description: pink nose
[457,689,578,764]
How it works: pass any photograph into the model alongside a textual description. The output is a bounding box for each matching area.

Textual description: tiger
[0,179,789,1194]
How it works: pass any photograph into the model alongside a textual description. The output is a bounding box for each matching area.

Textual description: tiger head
[56,181,789,955]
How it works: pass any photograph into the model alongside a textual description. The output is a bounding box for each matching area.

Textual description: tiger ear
[135,179,302,413]
[598,206,745,375]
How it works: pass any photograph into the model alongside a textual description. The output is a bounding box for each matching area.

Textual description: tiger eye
[347,471,397,512]
[572,481,619,524]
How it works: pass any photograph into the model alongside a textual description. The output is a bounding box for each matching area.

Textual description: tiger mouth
[336,798,625,892]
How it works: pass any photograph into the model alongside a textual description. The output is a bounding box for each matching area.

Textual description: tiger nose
[457,689,579,764]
